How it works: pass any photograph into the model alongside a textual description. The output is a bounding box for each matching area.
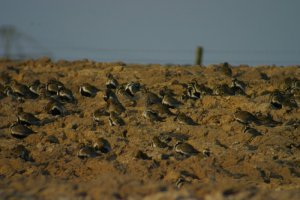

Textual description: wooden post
[195,46,203,66]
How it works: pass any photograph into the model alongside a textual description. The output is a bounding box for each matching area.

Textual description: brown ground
[0,58,300,200]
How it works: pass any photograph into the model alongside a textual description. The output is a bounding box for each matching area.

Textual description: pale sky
[0,0,300,66]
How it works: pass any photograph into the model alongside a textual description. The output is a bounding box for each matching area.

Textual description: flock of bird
[0,63,299,163]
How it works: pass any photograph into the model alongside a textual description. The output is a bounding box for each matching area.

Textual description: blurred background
[0,0,300,66]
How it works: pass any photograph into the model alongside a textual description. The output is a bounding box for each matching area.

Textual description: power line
[1,35,300,65]
[46,45,300,55]
[0,25,52,59]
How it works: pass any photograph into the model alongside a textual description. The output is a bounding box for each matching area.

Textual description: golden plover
[162,94,182,109]
[234,109,257,124]
[152,136,169,149]
[175,112,198,125]
[16,107,41,126]
[143,109,165,122]
[93,138,111,153]
[79,83,99,97]
[10,123,35,139]
[174,141,199,156]
[109,111,125,126]
[125,81,140,97]
[106,73,119,89]
[77,146,99,159]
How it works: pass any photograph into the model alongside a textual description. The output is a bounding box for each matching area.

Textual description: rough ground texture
[0,58,299,200]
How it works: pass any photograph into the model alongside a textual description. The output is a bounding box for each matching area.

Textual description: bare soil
[0,58,300,200]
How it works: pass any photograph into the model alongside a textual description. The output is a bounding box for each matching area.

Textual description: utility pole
[0,25,52,60]
[0,25,16,59]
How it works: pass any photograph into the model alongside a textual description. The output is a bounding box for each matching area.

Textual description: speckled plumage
[243,126,262,137]
[109,111,125,126]
[79,83,99,97]
[10,123,35,139]
[77,146,98,158]
[93,138,111,153]
[17,107,41,126]
[162,94,182,108]
[143,109,164,122]
[174,141,199,156]
[234,109,257,124]
[152,136,169,149]
[45,100,66,116]
[175,113,197,125]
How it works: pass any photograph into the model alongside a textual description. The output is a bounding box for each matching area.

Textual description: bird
[11,80,38,99]
[135,150,151,160]
[284,77,300,90]
[175,177,186,188]
[260,72,270,81]
[175,171,200,188]
[283,97,298,110]
[93,138,111,153]
[45,100,66,116]
[93,108,109,124]
[0,71,11,85]
[109,111,125,126]
[162,94,182,109]
[158,86,176,98]
[291,88,300,107]
[141,87,162,106]
[46,79,64,95]
[231,78,247,93]
[202,148,211,157]
[175,113,198,125]
[106,73,118,89]
[46,84,59,96]
[231,85,247,96]
[143,109,164,122]
[291,78,300,90]
[152,136,169,149]
[269,90,284,109]
[218,62,232,77]
[146,92,162,106]
[269,90,298,110]
[4,86,24,101]
[16,107,41,126]
[106,98,126,114]
[158,132,173,144]
[29,80,44,96]
[47,135,59,144]
[79,83,100,97]
[10,123,35,139]
[148,102,174,117]
[291,87,300,99]
[255,112,281,127]
[174,141,199,156]
[234,109,257,125]
[57,87,76,103]
[0,83,5,95]
[33,84,49,98]
[103,88,118,102]
[77,146,98,159]
[0,90,5,100]
[13,144,32,161]
[214,84,235,96]
[125,81,140,97]
[116,85,136,107]
[191,80,213,96]
[243,126,262,137]
[185,83,200,99]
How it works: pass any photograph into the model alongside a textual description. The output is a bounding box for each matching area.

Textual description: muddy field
[0,58,299,200]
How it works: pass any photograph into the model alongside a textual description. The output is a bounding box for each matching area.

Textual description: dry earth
[0,58,300,200]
